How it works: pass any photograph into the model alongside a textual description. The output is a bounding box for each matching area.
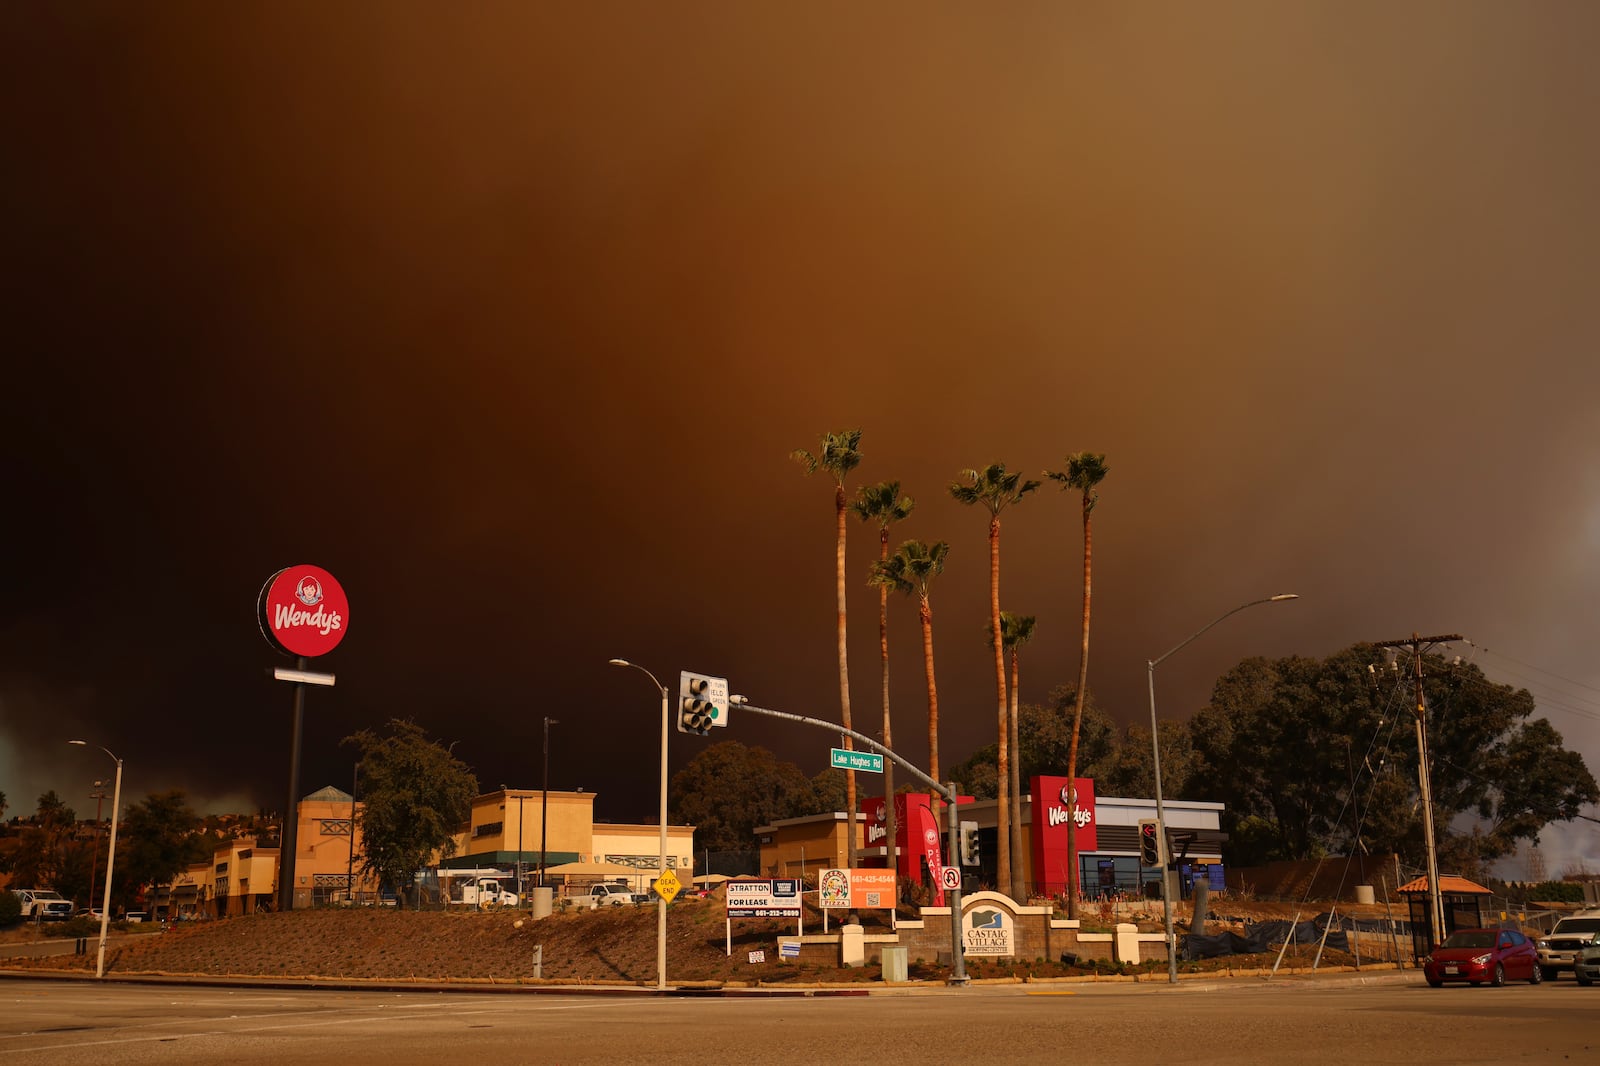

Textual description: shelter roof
[1397,875,1492,896]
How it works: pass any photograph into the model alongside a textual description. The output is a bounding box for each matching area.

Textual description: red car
[1424,928,1541,987]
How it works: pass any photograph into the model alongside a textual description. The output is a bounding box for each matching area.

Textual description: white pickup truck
[12,889,74,921]
[586,883,649,907]
[447,876,519,908]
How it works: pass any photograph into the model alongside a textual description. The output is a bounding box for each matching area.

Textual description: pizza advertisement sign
[818,868,898,909]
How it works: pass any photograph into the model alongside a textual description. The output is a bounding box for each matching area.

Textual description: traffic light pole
[730,699,968,985]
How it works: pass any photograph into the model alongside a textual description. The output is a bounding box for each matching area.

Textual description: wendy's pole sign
[259,565,349,912]
[258,564,349,659]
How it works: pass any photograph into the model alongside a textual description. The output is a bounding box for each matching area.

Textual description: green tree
[953,690,1122,800]
[871,538,951,844]
[36,790,74,826]
[0,887,19,926]
[344,719,477,905]
[116,790,207,912]
[793,429,865,867]
[809,767,848,815]
[6,791,78,890]
[669,740,827,854]
[1046,451,1107,916]
[1189,645,1600,872]
[950,463,1039,892]
[1087,717,1200,802]
[0,789,7,820]
[852,479,914,876]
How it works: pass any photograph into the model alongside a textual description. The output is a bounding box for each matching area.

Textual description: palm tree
[852,480,914,879]
[792,429,864,867]
[950,464,1040,894]
[1000,611,1037,900]
[870,538,950,853]
[1045,451,1108,918]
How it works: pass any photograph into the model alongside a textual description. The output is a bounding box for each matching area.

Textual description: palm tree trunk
[920,596,940,850]
[1064,498,1093,919]
[1008,648,1026,900]
[989,515,1010,895]
[878,528,896,883]
[835,484,856,870]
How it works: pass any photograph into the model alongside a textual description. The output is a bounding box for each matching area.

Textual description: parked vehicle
[587,882,648,907]
[1423,928,1540,987]
[1537,912,1600,981]
[12,889,74,922]
[446,875,518,908]
[1573,940,1600,986]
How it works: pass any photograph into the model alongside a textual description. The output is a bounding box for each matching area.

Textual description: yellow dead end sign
[653,869,682,903]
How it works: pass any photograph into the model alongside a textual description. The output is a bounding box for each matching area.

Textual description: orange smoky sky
[4,4,1599,872]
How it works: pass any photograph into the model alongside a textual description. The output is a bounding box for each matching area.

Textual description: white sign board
[724,879,802,919]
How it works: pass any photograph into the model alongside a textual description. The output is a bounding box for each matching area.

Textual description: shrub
[0,891,20,926]
[43,916,102,939]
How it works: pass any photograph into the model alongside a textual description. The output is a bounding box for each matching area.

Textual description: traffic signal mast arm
[731,699,951,802]
[731,696,968,986]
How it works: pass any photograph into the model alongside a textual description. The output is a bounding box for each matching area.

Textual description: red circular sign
[257,564,350,658]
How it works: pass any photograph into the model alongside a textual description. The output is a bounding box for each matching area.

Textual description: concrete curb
[0,963,1418,996]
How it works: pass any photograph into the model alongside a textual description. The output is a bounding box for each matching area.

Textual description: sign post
[259,565,350,913]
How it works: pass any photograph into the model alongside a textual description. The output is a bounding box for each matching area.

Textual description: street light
[1147,593,1298,984]
[608,658,670,991]
[539,716,558,892]
[68,740,123,979]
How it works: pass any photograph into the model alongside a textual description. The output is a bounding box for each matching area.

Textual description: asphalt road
[4,974,1596,1065]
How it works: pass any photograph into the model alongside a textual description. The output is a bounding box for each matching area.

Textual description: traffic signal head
[1138,818,1163,867]
[677,671,729,735]
[959,820,981,866]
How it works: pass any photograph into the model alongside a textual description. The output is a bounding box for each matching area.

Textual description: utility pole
[540,716,557,890]
[87,781,109,913]
[1375,632,1463,954]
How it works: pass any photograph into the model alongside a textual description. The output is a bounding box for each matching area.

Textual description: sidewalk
[0,960,1420,997]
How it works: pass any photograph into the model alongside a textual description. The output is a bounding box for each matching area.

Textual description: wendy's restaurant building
[759,776,1226,904]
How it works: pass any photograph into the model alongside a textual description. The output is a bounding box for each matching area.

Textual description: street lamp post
[68,740,123,979]
[347,761,359,904]
[539,716,558,891]
[608,659,670,991]
[1147,593,1298,984]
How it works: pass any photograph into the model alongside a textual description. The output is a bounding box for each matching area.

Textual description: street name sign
[829,747,884,773]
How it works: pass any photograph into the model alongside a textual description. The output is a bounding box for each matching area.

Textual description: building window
[215,862,229,874]
[473,821,503,838]
[321,819,353,837]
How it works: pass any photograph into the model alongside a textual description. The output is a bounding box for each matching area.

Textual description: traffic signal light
[1138,818,1163,867]
[677,671,729,735]
[959,820,980,866]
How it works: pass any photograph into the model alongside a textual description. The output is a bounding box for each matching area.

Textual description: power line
[1470,642,1600,698]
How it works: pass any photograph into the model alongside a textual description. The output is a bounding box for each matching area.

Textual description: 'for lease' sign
[725,879,801,918]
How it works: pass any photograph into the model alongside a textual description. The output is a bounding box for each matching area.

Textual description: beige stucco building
[161,785,697,916]
[446,789,695,897]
